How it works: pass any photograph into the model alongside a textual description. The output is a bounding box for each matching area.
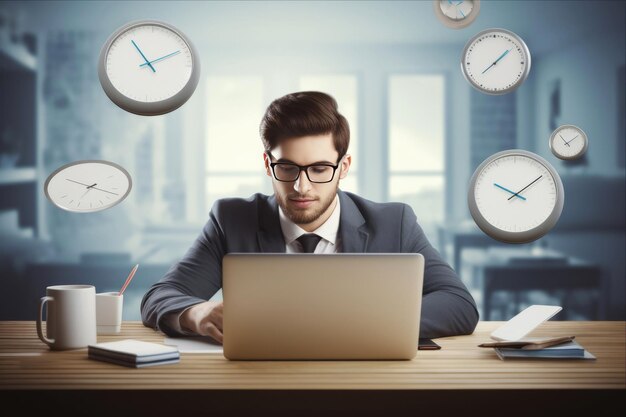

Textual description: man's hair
[259,91,350,161]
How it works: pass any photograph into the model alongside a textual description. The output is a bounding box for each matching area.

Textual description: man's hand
[179,301,223,344]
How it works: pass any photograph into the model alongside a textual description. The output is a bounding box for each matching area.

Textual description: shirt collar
[278,194,341,246]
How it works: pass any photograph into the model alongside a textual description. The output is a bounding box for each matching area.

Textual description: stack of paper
[88,339,180,368]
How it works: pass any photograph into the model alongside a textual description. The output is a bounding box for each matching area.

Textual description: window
[299,75,358,193]
[388,74,445,245]
[205,76,269,209]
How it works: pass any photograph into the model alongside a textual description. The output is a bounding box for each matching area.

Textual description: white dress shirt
[279,194,341,254]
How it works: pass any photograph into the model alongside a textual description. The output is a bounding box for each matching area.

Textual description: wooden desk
[1,321,624,416]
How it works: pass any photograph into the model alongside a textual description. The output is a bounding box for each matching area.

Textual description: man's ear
[339,154,352,179]
[262,152,272,177]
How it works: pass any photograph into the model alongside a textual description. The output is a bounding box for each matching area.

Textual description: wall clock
[433,0,480,29]
[549,124,589,160]
[461,28,531,95]
[468,150,564,244]
[98,20,200,116]
[44,160,132,213]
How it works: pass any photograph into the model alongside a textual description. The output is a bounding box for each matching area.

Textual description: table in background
[481,256,603,320]
[0,321,623,416]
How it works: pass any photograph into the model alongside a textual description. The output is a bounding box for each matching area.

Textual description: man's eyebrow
[275,158,336,165]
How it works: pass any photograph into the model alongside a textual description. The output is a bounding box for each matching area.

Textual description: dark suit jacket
[141,190,479,339]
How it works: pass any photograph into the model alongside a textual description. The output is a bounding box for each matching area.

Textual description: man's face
[263,133,351,227]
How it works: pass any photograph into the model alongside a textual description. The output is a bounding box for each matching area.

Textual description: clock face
[549,125,588,160]
[461,28,531,95]
[98,20,200,116]
[468,150,564,243]
[44,161,132,213]
[439,0,474,21]
[433,0,480,29]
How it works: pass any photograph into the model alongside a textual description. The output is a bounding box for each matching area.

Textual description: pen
[118,264,139,296]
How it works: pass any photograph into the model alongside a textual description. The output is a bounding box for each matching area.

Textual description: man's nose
[293,169,312,193]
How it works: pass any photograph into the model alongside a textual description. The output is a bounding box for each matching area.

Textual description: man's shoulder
[206,193,276,233]
[211,193,274,214]
[341,190,410,217]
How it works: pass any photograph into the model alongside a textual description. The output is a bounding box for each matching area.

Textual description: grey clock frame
[433,0,480,29]
[467,149,564,244]
[461,28,532,95]
[549,124,589,160]
[44,160,133,213]
[98,20,201,116]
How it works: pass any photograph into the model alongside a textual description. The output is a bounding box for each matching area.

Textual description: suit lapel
[257,191,369,253]
[257,194,287,253]
[337,190,369,253]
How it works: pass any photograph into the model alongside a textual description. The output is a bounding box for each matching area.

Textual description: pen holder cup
[96,292,123,335]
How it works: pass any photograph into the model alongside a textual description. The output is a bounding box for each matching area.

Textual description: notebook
[494,340,596,360]
[88,339,180,367]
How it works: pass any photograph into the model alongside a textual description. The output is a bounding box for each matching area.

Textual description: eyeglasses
[267,153,342,184]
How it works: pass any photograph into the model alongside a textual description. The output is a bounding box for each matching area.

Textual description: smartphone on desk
[418,338,441,350]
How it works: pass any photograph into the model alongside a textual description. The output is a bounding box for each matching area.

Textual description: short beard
[275,181,339,226]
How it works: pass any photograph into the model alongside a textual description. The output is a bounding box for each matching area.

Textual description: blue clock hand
[451,1,465,18]
[507,175,542,201]
[139,50,181,68]
[494,49,511,64]
[131,40,156,73]
[482,49,511,74]
[494,183,527,201]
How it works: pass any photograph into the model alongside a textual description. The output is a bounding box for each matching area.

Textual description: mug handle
[37,296,55,346]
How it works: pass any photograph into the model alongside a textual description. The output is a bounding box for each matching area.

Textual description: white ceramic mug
[37,285,97,350]
[96,291,123,334]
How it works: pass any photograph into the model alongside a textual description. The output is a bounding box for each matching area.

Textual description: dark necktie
[296,233,322,253]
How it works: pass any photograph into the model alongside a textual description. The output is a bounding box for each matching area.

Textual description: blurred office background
[0,1,624,322]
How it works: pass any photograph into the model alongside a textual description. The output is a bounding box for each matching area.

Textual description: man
[141,91,479,343]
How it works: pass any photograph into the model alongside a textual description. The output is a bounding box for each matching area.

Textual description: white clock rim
[43,160,133,214]
[98,19,201,116]
[467,149,564,244]
[460,27,531,96]
[548,124,589,161]
[432,0,481,29]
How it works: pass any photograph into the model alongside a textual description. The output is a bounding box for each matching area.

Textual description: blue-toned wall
[0,1,624,322]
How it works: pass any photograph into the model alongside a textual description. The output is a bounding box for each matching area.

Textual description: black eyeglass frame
[266,152,344,184]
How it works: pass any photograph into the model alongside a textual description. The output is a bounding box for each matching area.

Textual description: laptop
[222,253,424,360]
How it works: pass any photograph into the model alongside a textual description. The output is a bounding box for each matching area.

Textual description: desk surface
[1,321,624,390]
